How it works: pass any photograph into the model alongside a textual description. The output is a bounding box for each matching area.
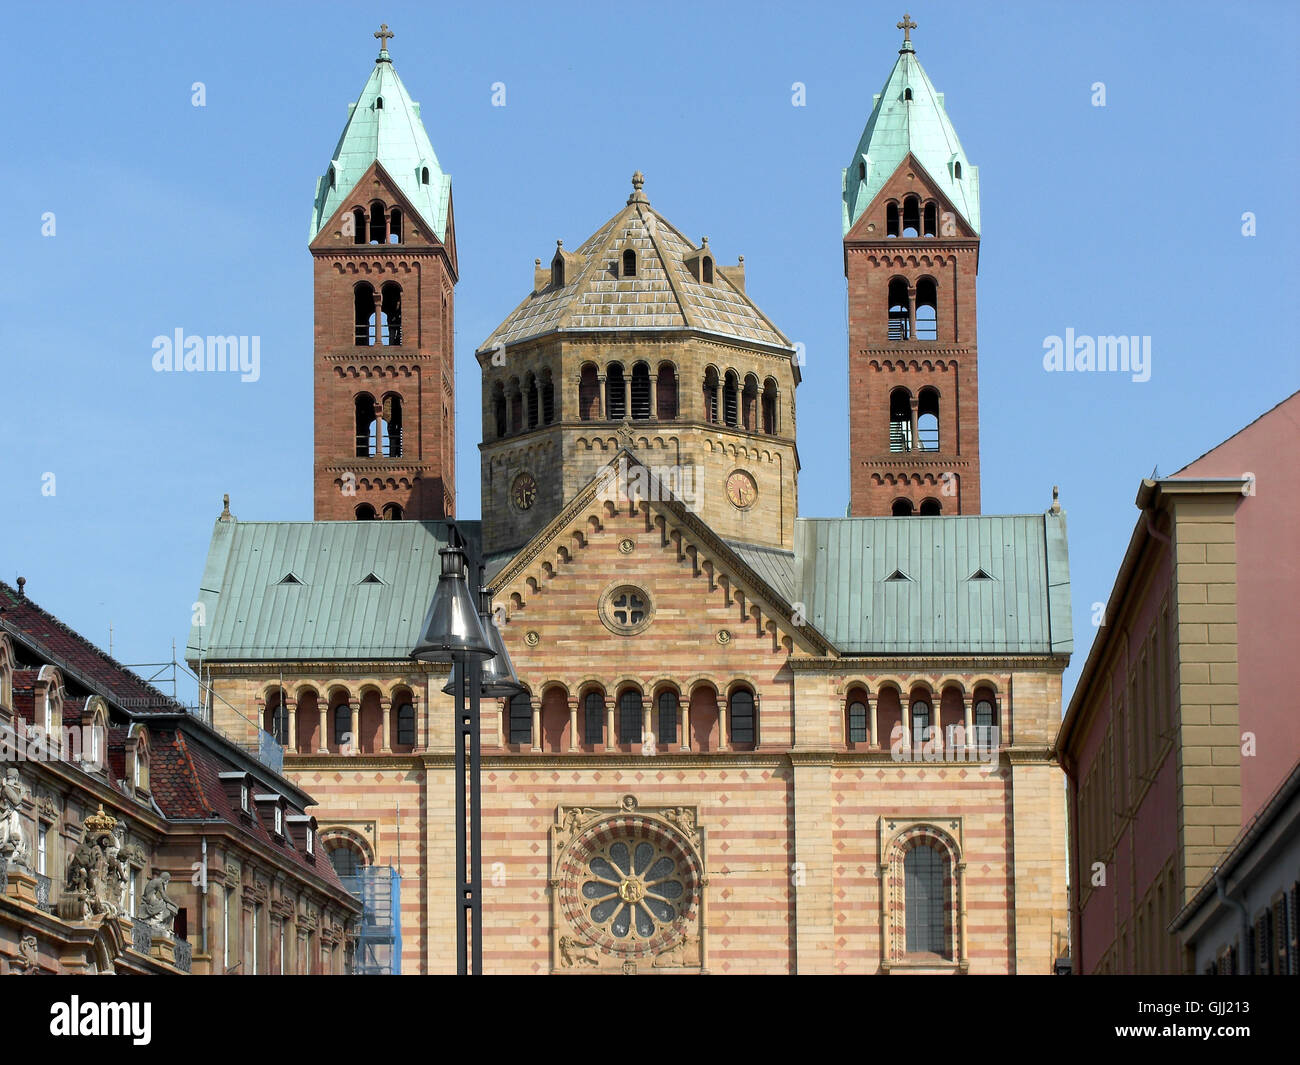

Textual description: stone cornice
[200,660,447,677]
[788,654,1068,672]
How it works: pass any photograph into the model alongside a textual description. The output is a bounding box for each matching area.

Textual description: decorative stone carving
[0,767,31,871]
[139,872,179,936]
[551,796,706,974]
[59,805,127,920]
[36,795,59,823]
[8,934,39,975]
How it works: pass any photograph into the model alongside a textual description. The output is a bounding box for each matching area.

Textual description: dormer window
[274,806,284,835]
[953,161,962,179]
[552,255,565,287]
[328,166,336,190]
[240,783,249,812]
[904,87,913,101]
[306,826,315,856]
[858,161,866,181]
[702,256,714,284]
[622,249,637,277]
[421,166,430,185]
[375,96,384,110]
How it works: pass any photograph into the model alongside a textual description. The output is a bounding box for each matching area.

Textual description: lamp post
[411,529,519,974]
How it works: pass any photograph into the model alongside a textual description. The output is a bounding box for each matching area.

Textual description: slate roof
[188,518,482,661]
[192,509,1071,661]
[309,50,452,243]
[842,40,980,235]
[478,178,793,354]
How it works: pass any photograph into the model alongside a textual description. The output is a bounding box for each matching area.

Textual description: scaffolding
[340,867,401,974]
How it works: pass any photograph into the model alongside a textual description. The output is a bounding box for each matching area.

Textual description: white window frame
[37,824,47,876]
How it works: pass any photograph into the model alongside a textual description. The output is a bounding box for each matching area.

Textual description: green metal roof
[793,514,1070,655]
[309,51,452,242]
[187,519,481,662]
[188,512,1069,662]
[842,42,980,236]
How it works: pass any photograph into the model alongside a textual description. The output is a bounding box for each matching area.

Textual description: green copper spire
[310,27,451,242]
[842,19,980,236]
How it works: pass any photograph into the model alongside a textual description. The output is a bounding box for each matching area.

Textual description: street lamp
[410,530,513,974]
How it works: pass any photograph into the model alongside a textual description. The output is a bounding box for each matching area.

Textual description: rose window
[582,839,684,940]
[612,590,645,626]
[598,584,653,635]
[559,815,702,959]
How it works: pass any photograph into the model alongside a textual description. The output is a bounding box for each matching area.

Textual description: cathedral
[187,20,1072,974]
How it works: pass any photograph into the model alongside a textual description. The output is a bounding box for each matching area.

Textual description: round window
[598,584,652,635]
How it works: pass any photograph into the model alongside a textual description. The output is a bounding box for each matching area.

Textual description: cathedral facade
[188,24,1072,974]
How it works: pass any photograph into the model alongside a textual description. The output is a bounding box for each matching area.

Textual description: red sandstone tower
[308,33,458,520]
[842,24,981,516]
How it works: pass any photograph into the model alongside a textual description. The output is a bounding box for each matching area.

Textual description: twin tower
[308,24,983,544]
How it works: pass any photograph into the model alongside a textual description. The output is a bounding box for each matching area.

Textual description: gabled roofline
[489,450,833,656]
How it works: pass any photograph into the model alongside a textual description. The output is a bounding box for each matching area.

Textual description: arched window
[382,503,404,520]
[919,498,942,516]
[656,364,677,420]
[421,166,430,185]
[380,282,402,345]
[974,695,998,750]
[889,387,912,452]
[541,370,555,424]
[902,196,921,237]
[761,378,778,434]
[741,374,759,431]
[354,282,376,345]
[492,382,507,438]
[847,698,869,743]
[333,703,352,745]
[903,87,914,101]
[622,249,637,277]
[267,689,289,746]
[953,161,962,180]
[618,689,643,744]
[888,278,911,340]
[368,201,386,245]
[923,201,938,238]
[911,699,932,745]
[703,367,720,424]
[526,373,539,429]
[375,96,384,110]
[328,166,336,190]
[396,702,415,746]
[388,207,403,243]
[383,393,403,456]
[702,256,714,284]
[729,688,755,746]
[630,363,651,420]
[605,364,626,420]
[917,386,939,450]
[722,370,739,428]
[904,843,949,956]
[508,692,532,745]
[915,278,937,341]
[656,690,679,746]
[858,160,866,181]
[552,254,565,287]
[351,207,366,245]
[355,503,377,521]
[355,394,377,456]
[886,202,900,238]
[578,364,600,421]
[892,498,914,517]
[583,691,605,745]
[509,379,523,434]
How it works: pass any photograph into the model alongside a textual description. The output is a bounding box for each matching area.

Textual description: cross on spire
[374,23,394,52]
[897,12,917,43]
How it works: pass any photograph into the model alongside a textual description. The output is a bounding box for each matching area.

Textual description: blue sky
[2,0,1296,707]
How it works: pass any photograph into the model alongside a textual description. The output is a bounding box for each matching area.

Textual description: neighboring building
[0,580,360,975]
[1171,758,1300,974]
[1055,391,1300,974]
[188,24,1073,974]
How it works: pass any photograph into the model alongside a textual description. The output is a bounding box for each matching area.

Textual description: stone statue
[106,830,130,915]
[61,805,123,920]
[139,871,178,935]
[558,935,598,968]
[0,768,30,871]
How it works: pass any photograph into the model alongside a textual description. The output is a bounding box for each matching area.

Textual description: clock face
[511,473,537,511]
[725,470,757,510]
